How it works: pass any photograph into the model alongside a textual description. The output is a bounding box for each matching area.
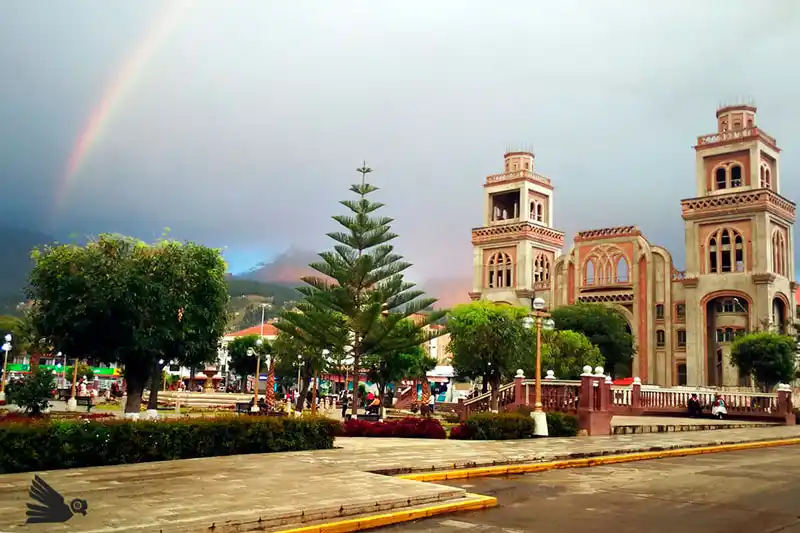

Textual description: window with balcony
[677,329,686,348]
[676,363,687,386]
[730,165,743,187]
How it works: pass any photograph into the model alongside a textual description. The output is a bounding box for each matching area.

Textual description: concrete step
[613,422,777,434]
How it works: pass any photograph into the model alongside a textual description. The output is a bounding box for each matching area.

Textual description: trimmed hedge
[0,415,339,474]
[450,412,578,440]
[342,417,446,439]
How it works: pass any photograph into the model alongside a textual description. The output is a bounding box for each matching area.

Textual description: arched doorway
[772,295,788,334]
[702,292,751,387]
[608,304,635,379]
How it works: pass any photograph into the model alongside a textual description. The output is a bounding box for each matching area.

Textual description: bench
[75,396,94,412]
[235,402,252,414]
[357,414,380,423]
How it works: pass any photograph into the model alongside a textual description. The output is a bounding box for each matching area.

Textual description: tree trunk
[295,368,310,412]
[265,359,276,410]
[147,361,161,410]
[489,374,501,412]
[378,382,385,419]
[125,379,145,415]
[351,350,361,418]
[481,374,489,394]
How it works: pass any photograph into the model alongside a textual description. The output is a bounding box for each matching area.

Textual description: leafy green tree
[64,362,95,382]
[277,164,446,416]
[227,334,270,390]
[6,366,55,416]
[271,332,327,411]
[542,329,604,379]
[731,331,797,391]
[27,234,229,415]
[448,301,532,411]
[550,303,635,378]
[364,318,436,409]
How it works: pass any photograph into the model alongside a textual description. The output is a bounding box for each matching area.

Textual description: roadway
[383,445,800,533]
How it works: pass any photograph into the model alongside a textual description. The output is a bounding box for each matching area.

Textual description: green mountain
[0,226,55,315]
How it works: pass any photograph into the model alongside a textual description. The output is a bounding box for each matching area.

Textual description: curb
[397,437,800,482]
[273,493,497,533]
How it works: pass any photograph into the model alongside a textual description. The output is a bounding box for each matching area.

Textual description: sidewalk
[1,425,799,533]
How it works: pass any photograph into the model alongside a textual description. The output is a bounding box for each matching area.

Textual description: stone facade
[470,106,797,387]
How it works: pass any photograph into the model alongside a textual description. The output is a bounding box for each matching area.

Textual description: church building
[469,105,796,387]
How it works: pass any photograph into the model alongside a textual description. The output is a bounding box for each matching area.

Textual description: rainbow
[54,0,191,215]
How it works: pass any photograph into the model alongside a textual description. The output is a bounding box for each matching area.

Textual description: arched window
[486,252,513,289]
[760,165,771,189]
[708,228,745,274]
[536,203,543,222]
[730,165,742,188]
[533,254,551,282]
[715,167,727,190]
[584,259,595,285]
[772,230,786,276]
[708,236,718,273]
[656,330,665,347]
[655,304,664,319]
[615,256,629,283]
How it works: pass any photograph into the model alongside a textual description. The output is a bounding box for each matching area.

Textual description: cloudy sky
[1,0,799,279]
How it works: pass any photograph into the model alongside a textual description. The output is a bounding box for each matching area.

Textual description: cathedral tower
[470,151,565,308]
[681,104,796,386]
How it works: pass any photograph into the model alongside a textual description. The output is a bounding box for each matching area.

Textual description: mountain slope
[0,226,55,314]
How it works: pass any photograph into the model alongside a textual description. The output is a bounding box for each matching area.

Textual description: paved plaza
[0,424,799,532]
[384,445,800,533]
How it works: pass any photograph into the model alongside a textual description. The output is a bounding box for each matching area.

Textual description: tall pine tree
[277,163,446,416]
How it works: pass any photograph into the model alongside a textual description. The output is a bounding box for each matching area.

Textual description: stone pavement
[1,425,799,532]
[383,445,800,532]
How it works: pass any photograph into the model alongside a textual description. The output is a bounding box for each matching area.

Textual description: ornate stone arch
[700,290,754,308]
[583,245,630,286]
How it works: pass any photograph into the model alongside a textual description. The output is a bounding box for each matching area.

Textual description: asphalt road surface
[383,445,800,533]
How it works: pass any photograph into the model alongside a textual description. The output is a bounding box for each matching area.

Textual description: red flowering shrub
[0,412,115,425]
[341,417,446,439]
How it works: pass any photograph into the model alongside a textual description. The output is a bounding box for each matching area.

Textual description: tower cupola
[716,104,757,133]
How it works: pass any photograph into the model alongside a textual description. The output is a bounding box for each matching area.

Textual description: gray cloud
[1,0,798,279]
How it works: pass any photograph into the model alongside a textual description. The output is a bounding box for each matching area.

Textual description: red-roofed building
[224,323,280,341]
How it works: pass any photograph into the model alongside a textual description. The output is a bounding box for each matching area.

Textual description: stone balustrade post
[577,365,612,436]
[777,384,795,425]
[455,397,466,421]
[630,377,643,415]
[513,369,525,410]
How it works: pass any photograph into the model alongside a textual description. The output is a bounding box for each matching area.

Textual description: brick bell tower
[469,150,565,308]
[681,103,796,386]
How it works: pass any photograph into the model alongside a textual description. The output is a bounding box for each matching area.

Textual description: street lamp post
[521,297,555,436]
[248,337,264,413]
[0,334,12,402]
[58,352,66,388]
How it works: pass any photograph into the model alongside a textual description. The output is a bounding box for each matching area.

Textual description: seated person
[687,394,702,417]
[366,396,381,415]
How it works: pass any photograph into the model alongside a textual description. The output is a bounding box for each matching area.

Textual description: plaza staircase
[142,390,253,409]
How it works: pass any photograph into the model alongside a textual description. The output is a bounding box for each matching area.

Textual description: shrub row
[450,412,578,440]
[341,412,578,440]
[0,415,339,474]
[342,417,446,439]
